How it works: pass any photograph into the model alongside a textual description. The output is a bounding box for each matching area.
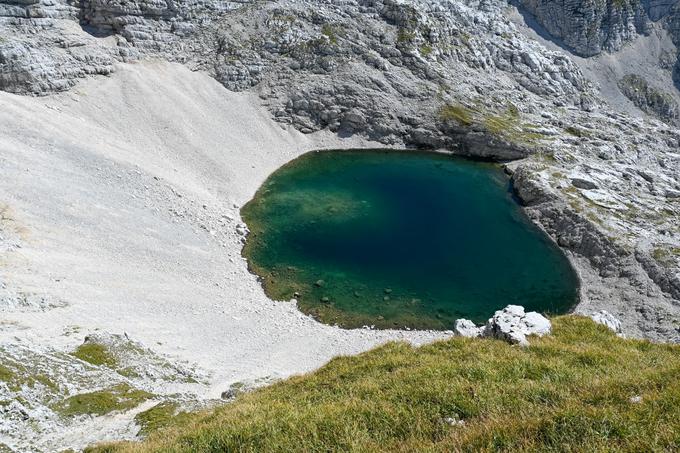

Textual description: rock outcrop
[482,305,552,346]
[454,305,552,346]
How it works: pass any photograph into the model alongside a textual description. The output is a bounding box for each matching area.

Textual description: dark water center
[241,150,578,330]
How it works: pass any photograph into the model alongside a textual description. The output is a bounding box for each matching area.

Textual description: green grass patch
[135,402,192,437]
[87,317,680,452]
[0,356,58,392]
[652,247,680,266]
[438,103,474,126]
[0,364,15,383]
[440,102,543,146]
[564,126,590,138]
[57,383,152,417]
[397,28,415,44]
[419,44,433,56]
[321,24,338,45]
[73,343,119,368]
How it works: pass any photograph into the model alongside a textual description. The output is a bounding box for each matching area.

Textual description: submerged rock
[589,310,622,333]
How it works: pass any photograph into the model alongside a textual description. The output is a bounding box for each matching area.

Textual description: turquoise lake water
[241,150,578,330]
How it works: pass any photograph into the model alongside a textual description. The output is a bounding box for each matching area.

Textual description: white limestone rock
[483,305,552,346]
[589,310,622,333]
[453,319,483,338]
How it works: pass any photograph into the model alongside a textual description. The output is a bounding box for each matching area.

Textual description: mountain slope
[89,316,680,452]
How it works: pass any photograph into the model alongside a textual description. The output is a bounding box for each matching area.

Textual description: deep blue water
[241,150,578,329]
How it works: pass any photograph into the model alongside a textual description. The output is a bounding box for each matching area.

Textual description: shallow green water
[242,150,578,330]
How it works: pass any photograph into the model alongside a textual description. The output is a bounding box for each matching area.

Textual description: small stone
[443,416,465,427]
[314,280,325,287]
[221,389,238,399]
[321,296,330,303]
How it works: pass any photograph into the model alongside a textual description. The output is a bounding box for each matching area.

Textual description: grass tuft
[135,402,192,437]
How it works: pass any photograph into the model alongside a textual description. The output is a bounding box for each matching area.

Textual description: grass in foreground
[88,317,680,452]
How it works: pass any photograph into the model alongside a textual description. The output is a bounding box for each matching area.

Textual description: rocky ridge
[0,0,678,341]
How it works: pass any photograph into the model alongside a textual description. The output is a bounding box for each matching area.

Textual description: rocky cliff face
[618,74,679,123]
[0,0,678,341]
[518,0,651,56]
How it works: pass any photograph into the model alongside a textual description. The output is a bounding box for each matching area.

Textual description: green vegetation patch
[73,343,119,369]
[321,24,340,45]
[397,28,416,44]
[439,102,545,146]
[0,353,58,392]
[0,364,15,383]
[652,246,680,266]
[439,103,474,126]
[419,44,433,56]
[88,317,680,452]
[135,402,192,437]
[57,383,152,417]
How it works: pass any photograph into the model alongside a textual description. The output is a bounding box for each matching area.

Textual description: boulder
[482,305,552,346]
[570,177,598,190]
[589,310,622,333]
[453,319,483,338]
[523,311,552,336]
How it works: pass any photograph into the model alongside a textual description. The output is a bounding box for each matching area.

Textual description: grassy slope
[89,317,680,452]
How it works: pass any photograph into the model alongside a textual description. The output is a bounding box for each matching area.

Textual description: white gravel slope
[0,61,447,448]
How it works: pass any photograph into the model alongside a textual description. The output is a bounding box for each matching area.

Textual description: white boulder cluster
[454,306,626,345]
[454,305,552,347]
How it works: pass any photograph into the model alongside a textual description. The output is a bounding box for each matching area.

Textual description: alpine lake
[241,150,578,330]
